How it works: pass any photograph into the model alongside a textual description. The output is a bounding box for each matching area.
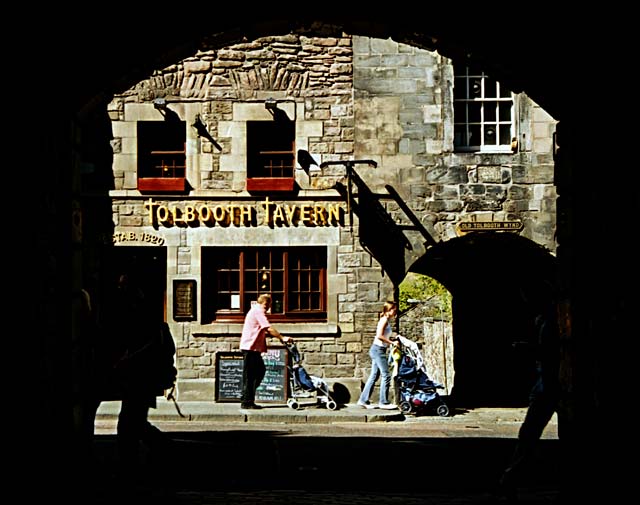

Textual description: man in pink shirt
[239,293,292,409]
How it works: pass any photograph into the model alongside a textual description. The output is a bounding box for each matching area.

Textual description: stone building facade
[106,32,556,403]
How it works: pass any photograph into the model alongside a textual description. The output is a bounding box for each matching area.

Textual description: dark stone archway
[43,12,628,502]
[410,233,557,406]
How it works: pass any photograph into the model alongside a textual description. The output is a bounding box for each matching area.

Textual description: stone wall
[351,35,557,251]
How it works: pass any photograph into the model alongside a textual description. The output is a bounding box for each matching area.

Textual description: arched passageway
[410,233,557,406]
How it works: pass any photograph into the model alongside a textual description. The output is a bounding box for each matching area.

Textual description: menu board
[215,347,288,403]
[215,352,244,402]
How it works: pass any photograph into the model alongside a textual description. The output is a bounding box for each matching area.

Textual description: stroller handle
[285,340,298,351]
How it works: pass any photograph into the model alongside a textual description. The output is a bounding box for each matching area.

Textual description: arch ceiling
[62,13,611,123]
[410,233,557,296]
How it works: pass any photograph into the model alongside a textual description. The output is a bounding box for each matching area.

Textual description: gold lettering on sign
[142,198,344,228]
[238,205,252,225]
[300,204,312,224]
[285,204,296,223]
[112,231,165,245]
[458,221,523,232]
[262,197,275,226]
[199,205,212,223]
[272,204,286,225]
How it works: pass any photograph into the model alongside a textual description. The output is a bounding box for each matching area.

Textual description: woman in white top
[357,301,398,409]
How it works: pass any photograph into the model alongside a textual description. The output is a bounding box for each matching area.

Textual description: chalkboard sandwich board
[215,347,289,404]
[215,351,244,403]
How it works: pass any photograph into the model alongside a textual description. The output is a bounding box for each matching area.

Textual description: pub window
[137,120,187,192]
[246,120,295,192]
[201,246,326,323]
[453,65,515,153]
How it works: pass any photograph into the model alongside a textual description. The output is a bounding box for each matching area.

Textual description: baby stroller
[286,342,338,411]
[392,335,450,417]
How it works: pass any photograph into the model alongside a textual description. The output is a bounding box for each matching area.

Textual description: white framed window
[454,65,515,153]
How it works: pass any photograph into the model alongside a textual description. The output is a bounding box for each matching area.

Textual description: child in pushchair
[391,335,450,417]
[285,342,338,411]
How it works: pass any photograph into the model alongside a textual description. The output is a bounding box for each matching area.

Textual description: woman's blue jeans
[359,344,391,405]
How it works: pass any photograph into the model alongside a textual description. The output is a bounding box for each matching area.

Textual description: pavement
[94,398,558,439]
[74,399,568,504]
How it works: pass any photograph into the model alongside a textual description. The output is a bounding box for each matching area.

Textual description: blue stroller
[392,336,450,417]
[286,342,338,411]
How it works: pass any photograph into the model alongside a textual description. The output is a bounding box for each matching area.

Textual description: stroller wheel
[326,400,338,411]
[399,401,413,414]
[287,399,301,410]
[436,403,450,417]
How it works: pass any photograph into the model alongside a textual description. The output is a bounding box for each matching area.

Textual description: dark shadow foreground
[74,430,562,504]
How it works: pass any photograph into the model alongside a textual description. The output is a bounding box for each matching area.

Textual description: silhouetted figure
[73,285,101,464]
[498,283,561,502]
[109,272,176,499]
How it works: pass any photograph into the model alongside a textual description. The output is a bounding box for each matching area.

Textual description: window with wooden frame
[246,120,295,192]
[137,120,187,192]
[201,246,326,323]
[453,65,516,153]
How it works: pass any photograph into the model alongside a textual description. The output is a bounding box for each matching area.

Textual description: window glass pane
[499,125,512,146]
[470,78,482,98]
[243,294,255,310]
[218,274,230,291]
[271,295,283,314]
[499,84,511,98]
[484,102,496,122]
[259,268,270,291]
[272,271,283,291]
[454,77,468,99]
[499,101,512,121]
[468,124,481,146]
[272,253,283,269]
[218,293,231,310]
[245,251,257,270]
[484,125,497,145]
[311,293,321,310]
[224,253,239,268]
[468,103,481,123]
[258,250,271,270]
[300,272,310,291]
[484,77,498,98]
[244,271,258,292]
[454,125,466,147]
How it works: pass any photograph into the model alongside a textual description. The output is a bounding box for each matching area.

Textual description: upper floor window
[246,120,295,192]
[454,65,515,153]
[202,246,326,323]
[137,120,187,192]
